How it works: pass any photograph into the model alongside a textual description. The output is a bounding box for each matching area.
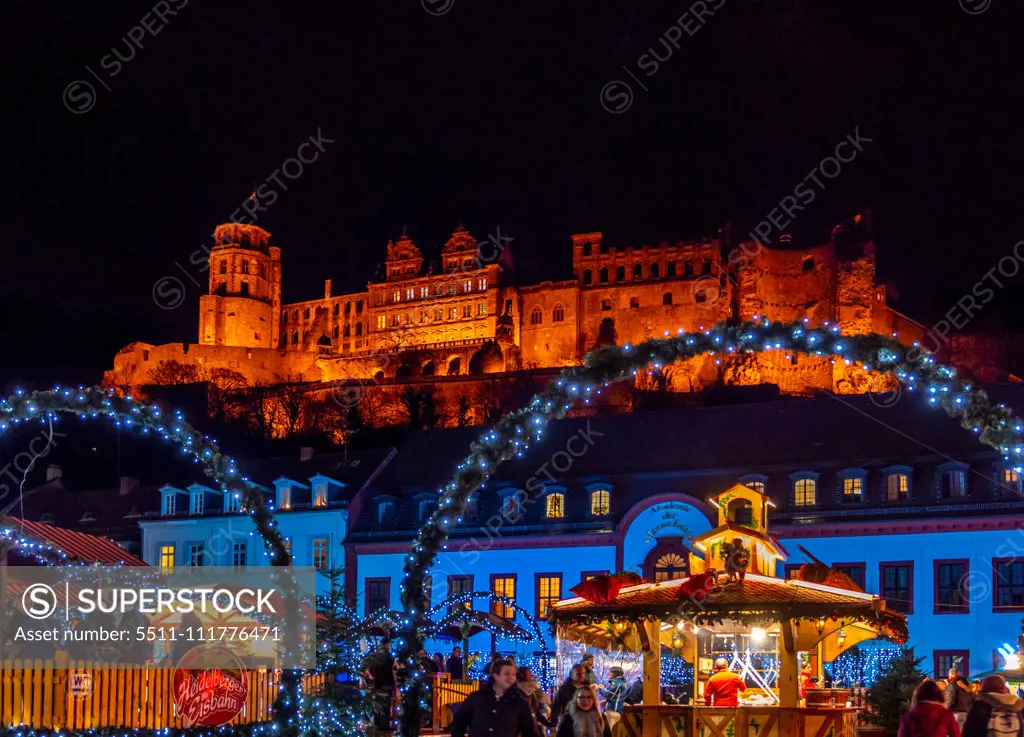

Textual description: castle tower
[688,483,786,578]
[442,225,478,272]
[199,221,282,349]
[385,229,424,280]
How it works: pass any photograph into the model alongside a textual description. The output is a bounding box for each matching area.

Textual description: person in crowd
[447,646,465,680]
[704,658,746,707]
[417,647,440,674]
[450,659,534,737]
[971,681,983,694]
[170,611,202,665]
[553,665,589,724]
[947,668,977,728]
[602,667,628,731]
[576,653,597,684]
[556,685,611,737]
[624,677,644,705]
[517,666,552,734]
[897,679,961,737]
[432,653,446,674]
[963,675,1024,737]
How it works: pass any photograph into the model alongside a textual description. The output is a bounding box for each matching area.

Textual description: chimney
[46,464,62,482]
[300,447,314,462]
[119,476,140,495]
[325,279,332,299]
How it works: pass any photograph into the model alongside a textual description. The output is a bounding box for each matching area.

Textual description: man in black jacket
[946,667,975,727]
[551,665,588,725]
[450,659,535,737]
[447,646,465,680]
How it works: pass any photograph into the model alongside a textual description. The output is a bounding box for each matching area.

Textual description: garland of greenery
[0,386,303,737]
[395,318,1024,736]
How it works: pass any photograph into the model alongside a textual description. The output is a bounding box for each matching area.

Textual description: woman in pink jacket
[899,679,962,737]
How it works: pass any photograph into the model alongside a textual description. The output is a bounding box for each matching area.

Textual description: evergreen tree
[864,649,927,735]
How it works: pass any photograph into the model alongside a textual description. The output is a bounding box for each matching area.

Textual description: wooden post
[692,630,700,706]
[778,619,798,708]
[641,619,661,737]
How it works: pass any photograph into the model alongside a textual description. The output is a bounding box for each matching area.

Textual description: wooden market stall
[550,484,908,737]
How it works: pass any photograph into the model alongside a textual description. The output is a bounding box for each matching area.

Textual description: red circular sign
[173,645,249,726]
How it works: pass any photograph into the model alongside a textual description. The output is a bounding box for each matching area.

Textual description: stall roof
[0,516,147,566]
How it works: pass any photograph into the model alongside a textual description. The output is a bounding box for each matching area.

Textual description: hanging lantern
[836,629,847,650]
[815,618,826,636]
[613,620,630,635]
[671,633,685,649]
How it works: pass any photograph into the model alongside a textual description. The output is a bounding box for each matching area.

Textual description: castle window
[344,325,350,337]
[406,312,413,325]
[552,304,565,322]
[462,304,471,318]
[545,492,565,519]
[695,290,707,304]
[702,258,712,275]
[420,310,427,323]
[391,314,400,326]
[463,258,473,268]
[583,270,592,285]
[219,260,227,275]
[448,357,461,375]
[333,303,339,316]
[939,462,968,499]
[393,290,401,302]
[478,278,487,291]
[377,315,386,329]
[667,261,677,277]
[791,472,819,507]
[292,331,299,345]
[240,282,250,297]
[478,303,486,316]
[650,263,660,278]
[356,300,363,313]
[684,261,694,277]
[282,312,288,324]
[293,309,299,321]
[599,268,609,283]
[333,326,339,339]
[420,287,429,299]
[601,300,612,311]
[884,466,912,501]
[630,297,639,309]
[600,242,610,254]
[803,256,815,272]
[663,293,673,305]
[258,262,266,278]
[464,280,473,292]
[582,241,592,256]
[304,308,310,319]
[633,263,642,279]
[433,308,443,321]
[449,284,457,295]
[242,260,249,274]
[448,307,458,320]
[616,265,625,281]
[530,307,543,325]
[355,323,362,335]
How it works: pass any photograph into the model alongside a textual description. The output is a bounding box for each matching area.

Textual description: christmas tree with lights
[863,649,926,735]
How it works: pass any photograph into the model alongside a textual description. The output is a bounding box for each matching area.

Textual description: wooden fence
[429,674,480,731]
[0,659,325,730]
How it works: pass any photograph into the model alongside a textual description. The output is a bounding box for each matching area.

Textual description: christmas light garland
[395,318,1024,737]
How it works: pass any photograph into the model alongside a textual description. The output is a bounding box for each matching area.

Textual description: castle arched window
[345,302,352,314]
[391,313,400,327]
[219,260,227,275]
[650,263,660,278]
[545,492,565,519]
[242,260,250,275]
[633,263,642,279]
[791,471,819,507]
[590,488,610,516]
[684,260,694,277]
[292,332,299,345]
[377,314,386,329]
[616,265,625,281]
[356,300,363,313]
[662,293,673,305]
[599,268,609,283]
[629,297,639,309]
[333,303,339,316]
[552,304,565,322]
[667,261,677,277]
[332,326,339,339]
[654,553,688,583]
[304,308,311,319]
[582,241,592,256]
[448,357,461,375]
[803,256,815,272]
[695,290,707,304]
[344,324,351,337]
[530,307,543,325]
[240,282,250,297]
[583,270,592,285]
[884,465,912,502]
[355,323,362,336]
[939,462,968,499]
[422,360,435,376]
[702,258,712,275]
[258,262,266,278]
[282,312,288,324]
[293,309,299,321]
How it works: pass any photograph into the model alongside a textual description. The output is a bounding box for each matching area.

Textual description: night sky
[6,0,1023,387]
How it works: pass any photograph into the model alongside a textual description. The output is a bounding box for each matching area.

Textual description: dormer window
[162,493,177,516]
[224,493,241,514]
[545,492,565,519]
[279,485,291,510]
[377,498,397,525]
[189,490,205,515]
[463,495,479,522]
[500,491,523,523]
[884,466,912,502]
[739,474,768,495]
[939,462,968,499]
[79,512,97,523]
[1003,469,1021,492]
[314,483,328,508]
[588,486,611,516]
[838,468,867,504]
[790,472,819,508]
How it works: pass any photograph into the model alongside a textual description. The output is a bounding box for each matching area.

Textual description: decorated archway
[394,318,1024,736]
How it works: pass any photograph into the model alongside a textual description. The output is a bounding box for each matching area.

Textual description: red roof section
[2,517,147,566]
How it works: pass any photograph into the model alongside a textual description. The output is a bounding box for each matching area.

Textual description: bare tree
[148,359,203,386]
[207,368,249,424]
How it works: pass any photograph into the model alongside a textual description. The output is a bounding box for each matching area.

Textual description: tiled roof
[1,516,147,565]
[236,447,396,497]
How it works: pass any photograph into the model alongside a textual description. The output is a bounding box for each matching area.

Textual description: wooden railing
[0,659,325,730]
[430,674,480,731]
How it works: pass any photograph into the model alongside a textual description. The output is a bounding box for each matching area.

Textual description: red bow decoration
[570,572,644,604]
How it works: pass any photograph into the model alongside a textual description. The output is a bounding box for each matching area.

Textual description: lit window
[404,289,413,300]
[537,575,562,619]
[590,489,610,516]
[224,493,241,513]
[162,494,176,516]
[448,307,458,320]
[160,544,175,571]
[314,483,328,508]
[793,477,816,507]
[885,468,911,501]
[530,307,542,325]
[377,314,386,329]
[1005,469,1020,485]
[545,493,565,519]
[232,542,247,568]
[654,553,688,583]
[478,278,487,290]
[741,476,766,495]
[478,303,486,316]
[462,304,472,318]
[464,280,473,292]
[391,313,400,327]
[313,538,329,569]
[393,290,401,302]
[188,543,205,567]
[843,477,863,503]
[490,576,516,619]
[279,486,291,509]
[420,287,429,299]
[190,491,204,515]
[552,304,565,322]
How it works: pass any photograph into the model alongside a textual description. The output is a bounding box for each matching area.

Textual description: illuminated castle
[107,215,930,402]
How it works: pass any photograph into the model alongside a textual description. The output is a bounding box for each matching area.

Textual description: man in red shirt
[704,659,747,707]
